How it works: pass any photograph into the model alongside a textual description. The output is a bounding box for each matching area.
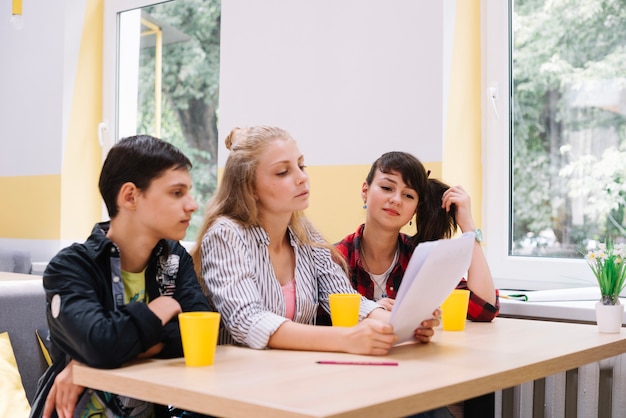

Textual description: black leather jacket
[30,222,210,417]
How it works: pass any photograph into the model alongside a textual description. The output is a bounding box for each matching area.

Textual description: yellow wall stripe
[61,0,104,240]
[444,0,482,228]
[0,175,61,239]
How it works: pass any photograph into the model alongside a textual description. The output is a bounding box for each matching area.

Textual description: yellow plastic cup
[441,289,470,331]
[329,293,361,327]
[178,311,221,366]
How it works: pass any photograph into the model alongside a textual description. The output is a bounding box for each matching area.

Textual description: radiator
[495,352,626,418]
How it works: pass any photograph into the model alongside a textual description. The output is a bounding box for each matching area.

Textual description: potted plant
[585,239,626,333]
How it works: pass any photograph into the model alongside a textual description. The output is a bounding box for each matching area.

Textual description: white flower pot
[595,302,624,333]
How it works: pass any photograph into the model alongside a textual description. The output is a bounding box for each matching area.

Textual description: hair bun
[225,127,246,150]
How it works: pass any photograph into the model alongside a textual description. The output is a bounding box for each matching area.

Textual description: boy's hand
[138,342,165,358]
[43,360,84,418]
[148,296,182,326]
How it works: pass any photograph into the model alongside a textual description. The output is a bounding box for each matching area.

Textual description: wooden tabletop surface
[73,318,626,418]
[0,271,41,281]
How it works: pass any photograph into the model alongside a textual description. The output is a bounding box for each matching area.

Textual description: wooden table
[73,318,626,418]
[0,271,41,280]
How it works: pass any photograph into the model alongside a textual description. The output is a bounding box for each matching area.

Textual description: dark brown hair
[365,151,429,196]
[413,178,457,244]
[99,135,191,218]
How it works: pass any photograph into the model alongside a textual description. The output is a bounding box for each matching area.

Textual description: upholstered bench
[0,277,48,414]
[0,249,32,274]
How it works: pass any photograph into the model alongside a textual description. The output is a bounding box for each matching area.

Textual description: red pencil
[316,360,398,366]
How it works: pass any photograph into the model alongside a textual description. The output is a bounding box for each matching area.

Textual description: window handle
[487,86,500,119]
[97,122,108,147]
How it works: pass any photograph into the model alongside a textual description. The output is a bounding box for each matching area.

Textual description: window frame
[102,0,169,157]
[481,0,596,291]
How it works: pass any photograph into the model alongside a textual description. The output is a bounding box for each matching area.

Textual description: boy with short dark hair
[31,135,211,418]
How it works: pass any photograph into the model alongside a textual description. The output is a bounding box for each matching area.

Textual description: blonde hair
[191,126,347,276]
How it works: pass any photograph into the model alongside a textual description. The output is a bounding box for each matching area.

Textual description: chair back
[0,249,32,274]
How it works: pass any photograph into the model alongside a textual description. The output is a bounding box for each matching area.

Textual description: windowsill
[499,297,626,325]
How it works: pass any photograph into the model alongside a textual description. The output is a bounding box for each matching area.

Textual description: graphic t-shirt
[122,269,148,304]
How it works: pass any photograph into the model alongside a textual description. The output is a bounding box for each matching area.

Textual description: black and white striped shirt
[199,216,381,349]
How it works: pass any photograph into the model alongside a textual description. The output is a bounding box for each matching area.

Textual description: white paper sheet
[389,232,475,344]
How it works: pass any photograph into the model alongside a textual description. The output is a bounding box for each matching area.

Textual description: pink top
[282,279,296,320]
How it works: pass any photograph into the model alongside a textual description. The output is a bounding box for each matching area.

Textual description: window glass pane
[511,0,626,258]
[118,0,220,240]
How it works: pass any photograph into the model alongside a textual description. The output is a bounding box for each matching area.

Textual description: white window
[482,0,626,290]
[103,0,220,241]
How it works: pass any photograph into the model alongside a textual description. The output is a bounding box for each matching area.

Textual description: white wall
[0,0,64,175]
[0,0,87,176]
[219,0,454,167]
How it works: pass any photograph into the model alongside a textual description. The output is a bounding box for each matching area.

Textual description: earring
[362,203,367,209]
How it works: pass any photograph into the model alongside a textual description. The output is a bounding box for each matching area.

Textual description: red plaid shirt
[335,224,499,321]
